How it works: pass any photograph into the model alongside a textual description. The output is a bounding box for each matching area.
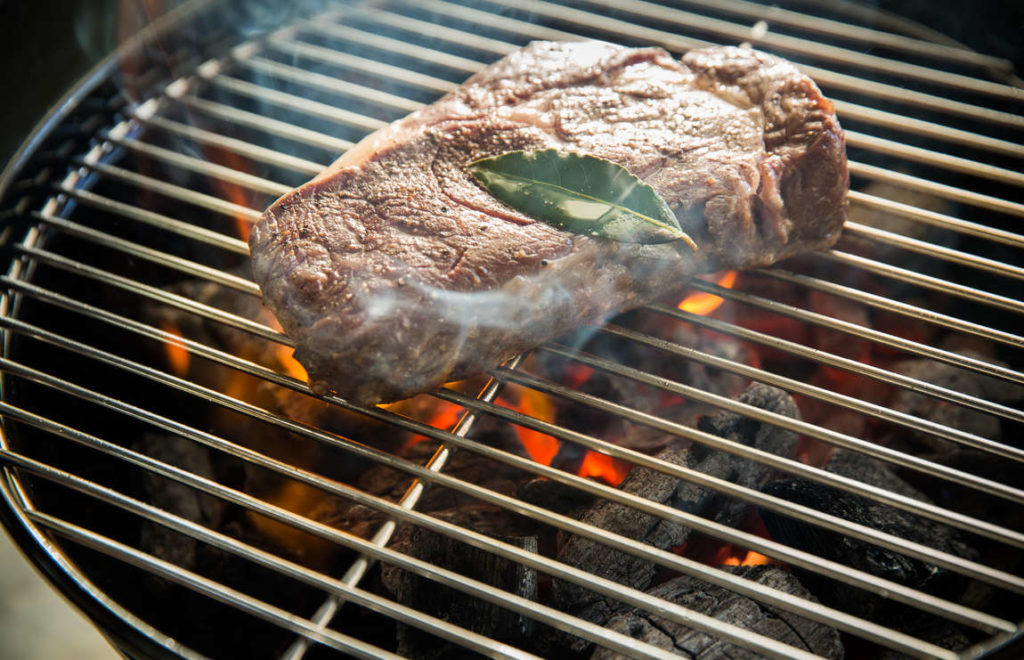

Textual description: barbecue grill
[1,0,1022,658]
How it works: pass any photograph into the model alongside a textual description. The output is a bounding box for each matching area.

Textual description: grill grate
[1,0,1022,658]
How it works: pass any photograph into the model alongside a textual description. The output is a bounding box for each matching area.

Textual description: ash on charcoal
[591,565,842,660]
[135,433,223,579]
[697,383,800,528]
[381,504,539,658]
[552,446,732,652]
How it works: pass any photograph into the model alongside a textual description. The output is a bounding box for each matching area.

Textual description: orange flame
[247,480,334,567]
[577,451,631,486]
[498,386,560,465]
[678,270,738,316]
[159,320,190,377]
[202,145,254,242]
[398,399,465,453]
[274,345,308,382]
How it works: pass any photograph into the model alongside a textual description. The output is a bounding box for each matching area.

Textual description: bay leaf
[467,149,697,249]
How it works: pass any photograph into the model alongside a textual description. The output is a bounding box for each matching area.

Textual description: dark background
[0,0,1022,172]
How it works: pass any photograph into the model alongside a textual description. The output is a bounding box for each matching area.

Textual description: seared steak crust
[250,42,847,404]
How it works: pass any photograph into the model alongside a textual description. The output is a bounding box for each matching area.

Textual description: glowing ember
[159,320,190,377]
[565,365,594,389]
[576,450,631,486]
[677,270,738,315]
[721,549,775,567]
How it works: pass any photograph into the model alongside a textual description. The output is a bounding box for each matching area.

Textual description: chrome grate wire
[1,1,1022,658]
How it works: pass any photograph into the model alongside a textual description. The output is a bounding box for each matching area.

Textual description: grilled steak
[250,41,847,404]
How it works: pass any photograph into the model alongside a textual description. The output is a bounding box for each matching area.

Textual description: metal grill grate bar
[657,304,1024,424]
[504,348,1024,507]
[833,99,1024,159]
[818,250,1024,316]
[130,112,325,176]
[4,1,1023,658]
[587,0,1024,101]
[8,269,1021,557]
[0,393,987,659]
[0,451,545,660]
[597,323,1024,467]
[688,278,1024,386]
[848,162,1024,218]
[668,0,1013,70]
[4,277,1021,625]
[0,348,843,660]
[432,0,1024,129]
[55,184,249,254]
[847,191,1024,249]
[72,159,263,222]
[14,506,402,659]
[0,320,1008,649]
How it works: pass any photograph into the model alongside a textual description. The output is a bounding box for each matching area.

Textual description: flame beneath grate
[678,270,737,315]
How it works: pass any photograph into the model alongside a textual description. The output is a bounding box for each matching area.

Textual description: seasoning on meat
[249,41,848,405]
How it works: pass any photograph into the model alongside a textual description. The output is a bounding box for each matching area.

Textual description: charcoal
[381,505,539,659]
[761,478,974,596]
[552,446,732,651]
[135,433,223,578]
[823,450,927,502]
[591,565,842,659]
[875,612,971,659]
[517,477,596,516]
[697,383,800,527]
[892,350,1024,449]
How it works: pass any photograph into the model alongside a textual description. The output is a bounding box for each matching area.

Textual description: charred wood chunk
[823,450,927,502]
[892,350,1024,449]
[135,433,222,577]
[759,451,979,652]
[381,505,539,659]
[697,383,800,527]
[552,447,732,651]
[517,476,596,516]
[591,565,842,659]
[760,478,974,598]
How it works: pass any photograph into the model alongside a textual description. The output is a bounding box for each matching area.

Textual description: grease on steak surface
[250,42,847,404]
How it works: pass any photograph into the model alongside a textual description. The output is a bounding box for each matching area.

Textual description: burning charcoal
[758,452,978,639]
[892,350,1024,449]
[517,477,596,516]
[135,433,223,578]
[823,450,926,501]
[875,613,971,660]
[591,565,842,659]
[552,446,732,651]
[381,505,539,658]
[761,478,975,595]
[697,383,800,527]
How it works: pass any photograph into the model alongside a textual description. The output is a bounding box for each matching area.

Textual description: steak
[249,41,848,405]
